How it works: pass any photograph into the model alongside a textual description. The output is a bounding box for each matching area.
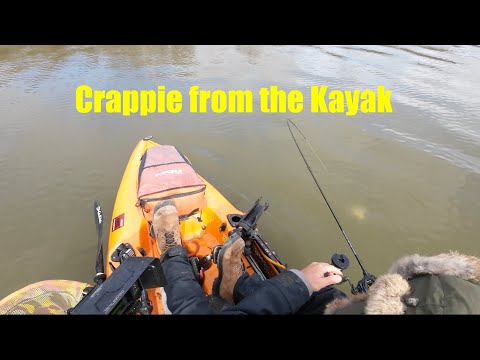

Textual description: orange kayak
[0,136,285,315]
[107,136,285,314]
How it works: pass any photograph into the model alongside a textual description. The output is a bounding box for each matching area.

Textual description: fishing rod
[287,119,375,293]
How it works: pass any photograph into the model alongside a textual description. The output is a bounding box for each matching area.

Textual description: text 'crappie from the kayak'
[75,85,393,116]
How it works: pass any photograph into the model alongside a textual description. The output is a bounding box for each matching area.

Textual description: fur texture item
[388,251,480,284]
[325,251,480,314]
[364,274,410,314]
[324,293,368,314]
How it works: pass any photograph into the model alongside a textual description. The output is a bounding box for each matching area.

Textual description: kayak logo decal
[155,169,183,176]
[112,213,125,232]
[96,205,103,225]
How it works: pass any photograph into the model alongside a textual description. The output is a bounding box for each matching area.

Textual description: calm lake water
[0,45,479,298]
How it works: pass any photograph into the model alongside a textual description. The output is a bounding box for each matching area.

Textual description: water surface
[0,45,479,297]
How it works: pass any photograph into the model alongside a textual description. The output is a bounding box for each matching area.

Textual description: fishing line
[287,119,373,281]
[287,120,330,174]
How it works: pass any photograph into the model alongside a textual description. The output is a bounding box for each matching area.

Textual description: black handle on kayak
[237,197,269,237]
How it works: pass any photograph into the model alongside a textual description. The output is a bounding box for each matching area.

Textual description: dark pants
[162,247,214,314]
[162,246,346,315]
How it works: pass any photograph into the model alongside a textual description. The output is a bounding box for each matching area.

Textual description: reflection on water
[0,45,479,297]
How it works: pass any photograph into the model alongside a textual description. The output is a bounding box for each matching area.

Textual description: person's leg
[232,268,347,314]
[233,273,264,304]
[233,272,347,314]
[161,246,213,314]
[231,256,347,313]
[295,285,348,314]
[213,234,311,314]
[153,201,213,315]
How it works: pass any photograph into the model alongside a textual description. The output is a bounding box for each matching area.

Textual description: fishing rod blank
[286,119,374,280]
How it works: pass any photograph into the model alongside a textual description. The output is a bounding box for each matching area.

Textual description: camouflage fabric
[0,280,90,315]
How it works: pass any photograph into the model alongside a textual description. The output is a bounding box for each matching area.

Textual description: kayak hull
[107,138,252,314]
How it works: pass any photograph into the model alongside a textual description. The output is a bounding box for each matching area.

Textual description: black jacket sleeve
[221,270,311,315]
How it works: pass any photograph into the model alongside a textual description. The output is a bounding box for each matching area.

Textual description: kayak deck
[107,138,258,314]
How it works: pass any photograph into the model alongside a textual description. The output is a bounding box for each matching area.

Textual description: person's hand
[300,262,343,292]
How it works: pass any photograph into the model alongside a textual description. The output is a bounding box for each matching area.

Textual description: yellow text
[75,85,183,116]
